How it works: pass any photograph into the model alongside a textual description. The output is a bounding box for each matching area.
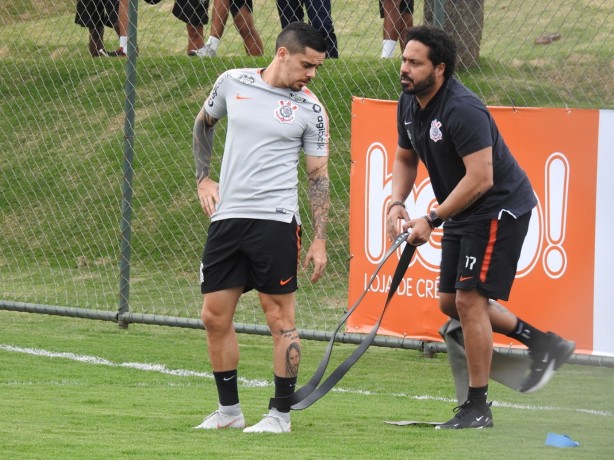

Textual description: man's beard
[401,71,436,96]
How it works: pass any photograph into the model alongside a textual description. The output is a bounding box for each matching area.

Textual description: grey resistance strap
[269,231,416,411]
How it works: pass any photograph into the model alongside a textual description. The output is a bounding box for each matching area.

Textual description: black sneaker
[435,400,493,430]
[519,332,575,394]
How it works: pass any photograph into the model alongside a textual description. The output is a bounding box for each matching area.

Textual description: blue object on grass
[545,432,580,448]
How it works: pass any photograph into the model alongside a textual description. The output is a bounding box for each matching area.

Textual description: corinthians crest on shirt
[430,119,443,142]
[274,99,298,124]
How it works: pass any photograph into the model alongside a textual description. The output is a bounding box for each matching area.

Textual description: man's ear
[436,62,446,77]
[277,46,289,61]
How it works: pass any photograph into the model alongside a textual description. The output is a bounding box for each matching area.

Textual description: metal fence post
[118,0,139,329]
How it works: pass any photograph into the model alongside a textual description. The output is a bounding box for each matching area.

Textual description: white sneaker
[243,413,291,433]
[189,44,216,57]
[193,410,245,430]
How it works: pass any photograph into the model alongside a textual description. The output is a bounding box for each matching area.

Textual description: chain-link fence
[1,1,612,338]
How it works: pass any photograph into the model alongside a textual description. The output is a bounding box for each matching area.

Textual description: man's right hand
[197,177,220,217]
[386,204,410,242]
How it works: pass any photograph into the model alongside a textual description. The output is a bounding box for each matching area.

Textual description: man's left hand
[303,238,327,283]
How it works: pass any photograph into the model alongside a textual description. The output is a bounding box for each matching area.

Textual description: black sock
[467,385,488,407]
[213,369,239,406]
[273,375,297,413]
[507,318,549,349]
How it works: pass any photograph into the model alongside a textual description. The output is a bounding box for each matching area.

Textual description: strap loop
[269,232,415,411]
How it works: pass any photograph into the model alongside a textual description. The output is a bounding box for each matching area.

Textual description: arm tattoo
[308,171,330,240]
[193,110,218,185]
[449,190,483,219]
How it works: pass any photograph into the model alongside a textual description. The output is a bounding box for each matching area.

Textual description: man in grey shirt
[192,22,330,434]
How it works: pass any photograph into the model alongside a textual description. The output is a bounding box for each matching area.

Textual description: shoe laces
[263,413,290,428]
[452,400,474,417]
[452,400,490,418]
[262,413,284,423]
[204,410,221,421]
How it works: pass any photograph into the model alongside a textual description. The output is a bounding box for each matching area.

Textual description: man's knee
[200,304,217,330]
[261,296,295,332]
[439,292,458,318]
[454,289,488,317]
[201,301,232,332]
[264,306,293,332]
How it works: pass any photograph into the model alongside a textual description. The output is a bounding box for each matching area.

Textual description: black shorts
[438,211,531,301]
[379,0,414,18]
[200,218,302,295]
[75,0,119,29]
[229,0,253,16]
[172,0,252,25]
[173,0,210,26]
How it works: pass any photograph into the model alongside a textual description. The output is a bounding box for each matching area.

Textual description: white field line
[1,344,611,417]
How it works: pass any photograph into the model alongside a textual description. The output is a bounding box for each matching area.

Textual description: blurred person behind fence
[75,0,129,57]
[275,0,338,58]
[380,0,413,58]
[190,0,263,57]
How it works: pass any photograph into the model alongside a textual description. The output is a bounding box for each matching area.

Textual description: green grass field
[1,311,613,459]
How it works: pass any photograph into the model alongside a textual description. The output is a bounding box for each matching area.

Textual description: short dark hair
[276,21,327,55]
[405,26,457,79]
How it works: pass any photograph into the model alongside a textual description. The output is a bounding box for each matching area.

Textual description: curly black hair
[405,26,457,79]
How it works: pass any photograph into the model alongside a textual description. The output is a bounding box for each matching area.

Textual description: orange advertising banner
[347,97,601,355]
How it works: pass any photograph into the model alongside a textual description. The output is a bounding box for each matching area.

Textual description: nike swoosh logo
[235,94,252,100]
[280,277,293,286]
[404,121,412,126]
[223,375,236,381]
[459,276,473,281]
[217,418,240,429]
[475,416,484,421]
